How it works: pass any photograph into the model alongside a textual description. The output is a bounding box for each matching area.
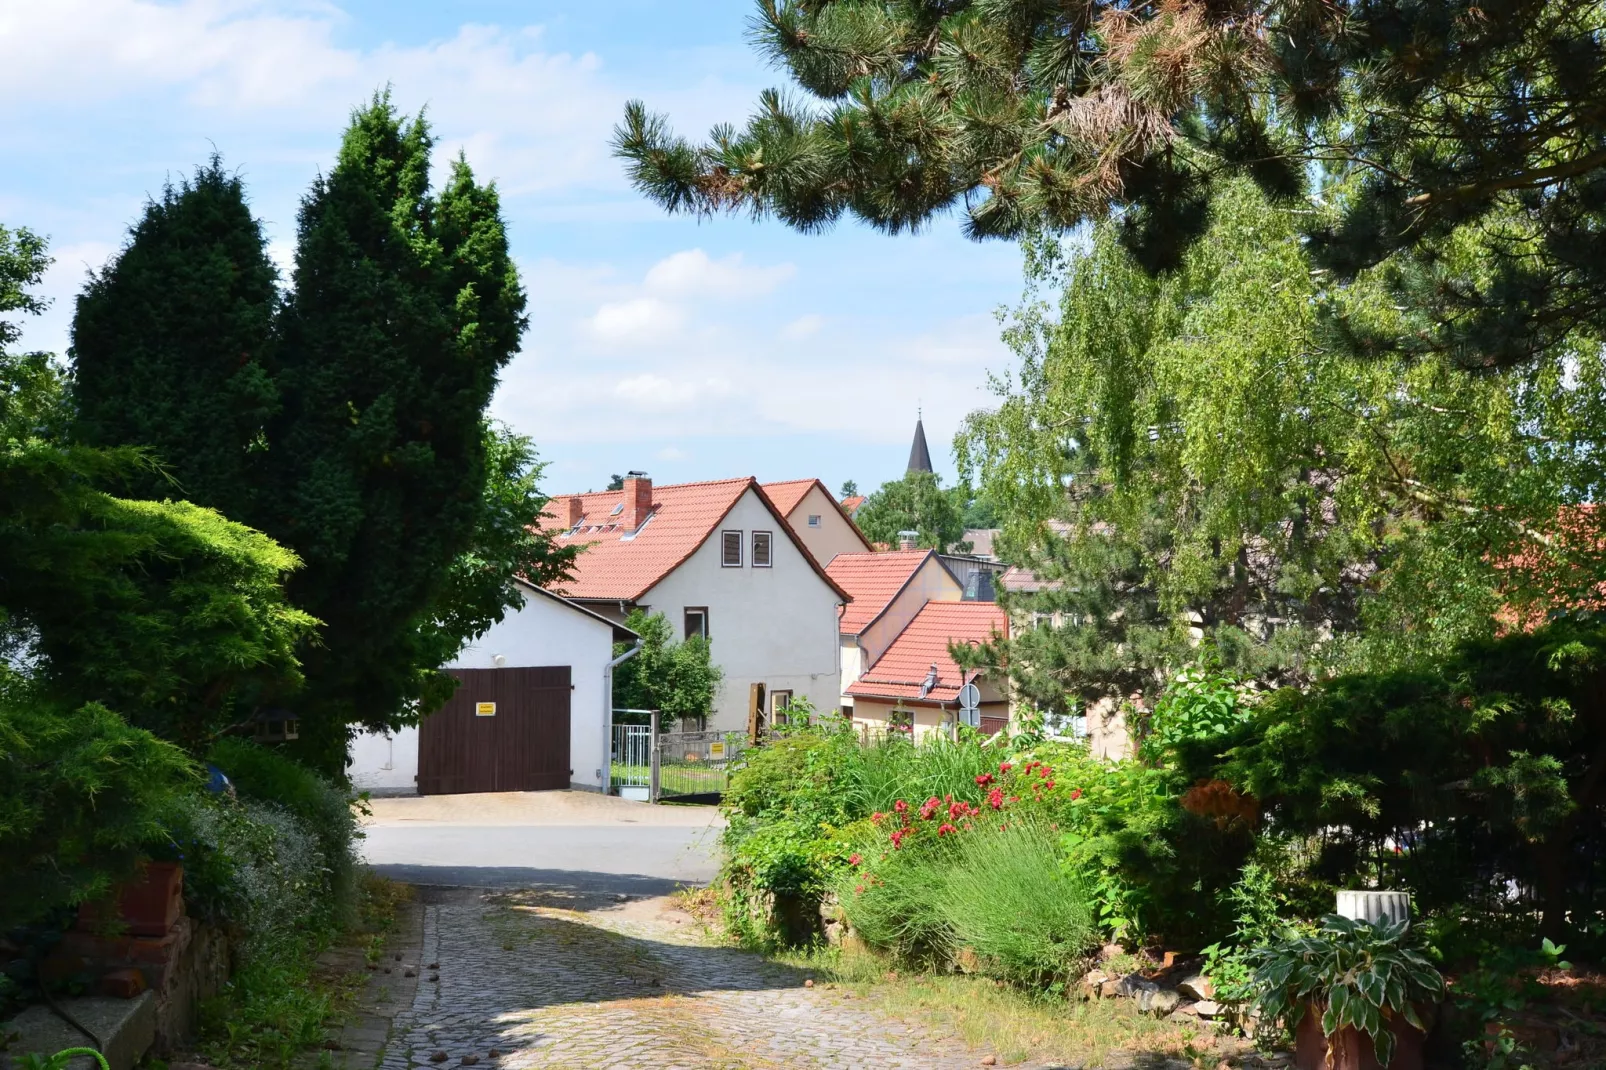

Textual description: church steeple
[906,411,933,474]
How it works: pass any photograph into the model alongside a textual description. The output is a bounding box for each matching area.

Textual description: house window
[771,689,794,724]
[752,530,773,567]
[722,529,742,567]
[807,514,821,527]
[684,607,709,641]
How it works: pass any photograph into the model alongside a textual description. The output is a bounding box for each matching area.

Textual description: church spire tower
[906,409,933,474]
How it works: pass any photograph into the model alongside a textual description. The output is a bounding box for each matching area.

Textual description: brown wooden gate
[416,666,571,794]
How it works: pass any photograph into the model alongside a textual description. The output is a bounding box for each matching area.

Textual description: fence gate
[610,724,652,799]
[418,666,571,795]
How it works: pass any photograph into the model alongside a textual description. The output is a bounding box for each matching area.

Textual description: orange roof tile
[539,477,850,603]
[846,601,1008,704]
[826,550,933,635]
[760,479,819,516]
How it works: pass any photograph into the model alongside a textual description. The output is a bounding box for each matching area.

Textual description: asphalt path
[359,790,724,894]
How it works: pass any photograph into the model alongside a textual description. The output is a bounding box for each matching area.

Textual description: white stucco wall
[640,488,843,732]
[346,586,620,794]
[788,483,868,564]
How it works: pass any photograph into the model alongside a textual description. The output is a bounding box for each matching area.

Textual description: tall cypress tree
[265,93,527,770]
[72,159,279,516]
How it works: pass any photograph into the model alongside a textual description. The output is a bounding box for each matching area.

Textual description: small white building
[347,582,638,795]
[543,474,849,732]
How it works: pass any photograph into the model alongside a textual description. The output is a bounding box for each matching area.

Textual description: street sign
[475,702,496,717]
[957,683,981,709]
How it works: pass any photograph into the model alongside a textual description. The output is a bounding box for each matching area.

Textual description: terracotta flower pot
[1295,1004,1427,1070]
[78,861,185,937]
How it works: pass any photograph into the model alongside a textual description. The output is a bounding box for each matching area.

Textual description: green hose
[43,1049,109,1070]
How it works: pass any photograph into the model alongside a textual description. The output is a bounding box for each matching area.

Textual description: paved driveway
[361,790,724,894]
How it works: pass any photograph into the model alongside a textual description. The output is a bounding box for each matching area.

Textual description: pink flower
[937,823,958,836]
[894,799,909,814]
[856,884,865,894]
[849,853,862,867]
[919,796,942,821]
[975,773,994,787]
[871,812,885,824]
[988,787,1004,810]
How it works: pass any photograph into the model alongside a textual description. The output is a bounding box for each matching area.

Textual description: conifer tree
[72,159,279,515]
[616,0,1606,369]
[261,93,529,770]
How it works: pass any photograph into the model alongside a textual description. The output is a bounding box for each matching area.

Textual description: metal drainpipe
[602,640,643,794]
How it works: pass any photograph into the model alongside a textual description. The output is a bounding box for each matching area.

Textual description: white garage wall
[347,586,619,794]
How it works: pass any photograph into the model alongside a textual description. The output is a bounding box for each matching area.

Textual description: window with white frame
[721,530,742,567]
[752,530,773,567]
[807,514,821,527]
[684,607,709,640]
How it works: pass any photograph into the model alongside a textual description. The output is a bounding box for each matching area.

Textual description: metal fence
[655,730,744,802]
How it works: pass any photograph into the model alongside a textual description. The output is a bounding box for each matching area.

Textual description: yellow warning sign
[475,702,496,717]
[709,741,725,758]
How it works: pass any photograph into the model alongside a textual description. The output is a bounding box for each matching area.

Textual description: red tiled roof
[846,601,1007,704]
[827,550,933,635]
[761,479,819,516]
[762,479,874,551]
[841,495,866,516]
[539,478,850,603]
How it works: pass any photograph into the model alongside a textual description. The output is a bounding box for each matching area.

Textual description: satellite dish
[958,682,981,710]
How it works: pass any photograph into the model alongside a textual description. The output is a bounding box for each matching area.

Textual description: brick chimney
[564,496,583,528]
[898,530,918,551]
[624,471,653,529]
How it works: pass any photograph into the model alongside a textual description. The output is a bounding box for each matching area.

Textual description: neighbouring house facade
[825,549,963,713]
[543,474,849,732]
[762,478,873,564]
[844,601,1011,739]
[347,582,638,795]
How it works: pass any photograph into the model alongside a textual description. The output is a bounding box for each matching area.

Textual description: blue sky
[3,0,1024,496]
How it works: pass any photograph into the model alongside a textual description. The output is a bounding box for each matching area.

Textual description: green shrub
[207,737,362,920]
[0,682,196,931]
[939,820,1096,986]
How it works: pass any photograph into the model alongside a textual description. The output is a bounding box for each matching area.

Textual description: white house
[543,474,849,732]
[347,582,638,795]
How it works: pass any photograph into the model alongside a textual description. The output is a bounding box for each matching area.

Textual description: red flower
[891,828,909,849]
[1008,795,1020,803]
[975,773,994,787]
[849,853,862,867]
[871,811,885,824]
[1069,788,1083,800]
[988,787,1004,810]
[1044,780,1055,790]
[999,762,1013,773]
[1038,766,1051,778]
[937,823,958,836]
[856,884,865,894]
[894,799,909,814]
[919,796,942,821]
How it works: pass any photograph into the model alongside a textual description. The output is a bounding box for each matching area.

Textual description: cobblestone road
[374,887,1002,1070]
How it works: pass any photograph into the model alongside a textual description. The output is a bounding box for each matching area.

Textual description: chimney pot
[624,472,653,530]
[897,530,919,551]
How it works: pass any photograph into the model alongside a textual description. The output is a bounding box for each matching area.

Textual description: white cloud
[781,313,822,340]
[588,298,684,344]
[643,249,794,300]
[656,445,689,461]
[612,373,733,412]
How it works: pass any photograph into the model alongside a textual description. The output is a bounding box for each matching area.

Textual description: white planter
[619,785,650,803]
[1336,890,1411,927]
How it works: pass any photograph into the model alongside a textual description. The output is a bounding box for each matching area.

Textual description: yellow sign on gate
[475,702,496,717]
[709,741,725,758]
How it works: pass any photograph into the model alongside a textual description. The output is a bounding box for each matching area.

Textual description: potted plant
[1251,915,1444,1070]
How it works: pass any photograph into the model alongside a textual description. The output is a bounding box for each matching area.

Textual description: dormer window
[722,530,742,567]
